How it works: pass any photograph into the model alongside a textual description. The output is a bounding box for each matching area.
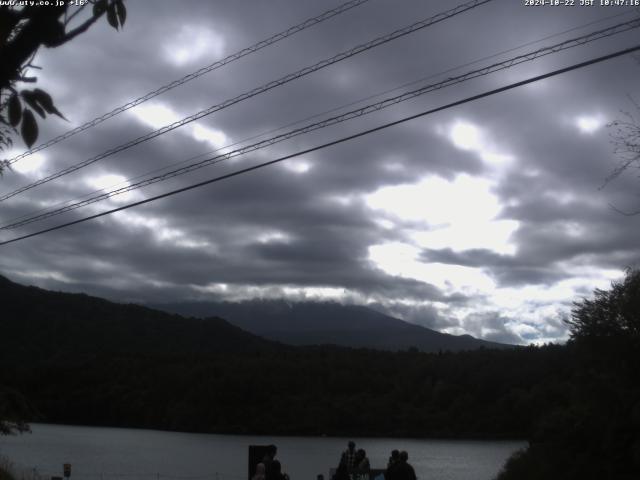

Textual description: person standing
[385,450,400,480]
[252,463,266,480]
[339,441,357,470]
[355,449,370,471]
[271,460,290,480]
[263,445,278,480]
[394,451,416,480]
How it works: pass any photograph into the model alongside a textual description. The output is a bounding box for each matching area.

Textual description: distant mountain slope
[0,275,276,365]
[154,300,510,352]
[0,274,557,440]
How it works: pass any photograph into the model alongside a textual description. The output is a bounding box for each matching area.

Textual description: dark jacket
[393,462,416,480]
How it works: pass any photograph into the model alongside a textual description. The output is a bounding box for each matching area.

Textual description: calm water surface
[0,424,524,480]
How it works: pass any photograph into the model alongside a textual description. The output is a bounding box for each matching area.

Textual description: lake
[0,424,524,480]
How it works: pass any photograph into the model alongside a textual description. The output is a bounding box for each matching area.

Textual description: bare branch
[608,202,640,216]
[601,108,640,188]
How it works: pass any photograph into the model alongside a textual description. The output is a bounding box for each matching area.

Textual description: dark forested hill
[153,299,509,352]
[0,274,276,365]
[0,273,565,440]
[3,272,637,477]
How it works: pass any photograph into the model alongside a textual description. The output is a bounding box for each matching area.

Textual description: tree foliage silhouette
[0,0,126,174]
[0,387,34,435]
[567,267,640,341]
[497,268,640,480]
[0,0,126,434]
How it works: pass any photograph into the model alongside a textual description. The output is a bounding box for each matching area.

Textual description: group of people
[251,441,417,480]
[335,441,417,480]
[252,445,289,480]
[338,441,370,471]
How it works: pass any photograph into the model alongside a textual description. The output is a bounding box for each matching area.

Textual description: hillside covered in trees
[1,271,639,478]
[496,268,640,480]
[0,274,558,437]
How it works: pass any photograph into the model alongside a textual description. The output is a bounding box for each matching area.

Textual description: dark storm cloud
[2,0,640,343]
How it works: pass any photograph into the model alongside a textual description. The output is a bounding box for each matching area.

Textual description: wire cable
[3,18,638,230]
[1,43,637,247]
[4,7,634,229]
[0,0,493,203]
[4,0,373,165]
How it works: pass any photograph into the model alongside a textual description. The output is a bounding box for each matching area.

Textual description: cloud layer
[2,0,639,344]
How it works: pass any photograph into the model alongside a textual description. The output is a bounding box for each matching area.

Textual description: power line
[5,7,633,229]
[3,18,638,230]
[1,44,637,248]
[0,0,493,203]
[8,6,635,230]
[4,0,373,165]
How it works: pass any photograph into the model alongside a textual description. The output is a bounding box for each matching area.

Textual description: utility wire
[4,0,373,165]
[1,44,638,247]
[5,7,633,229]
[3,18,638,231]
[0,0,492,203]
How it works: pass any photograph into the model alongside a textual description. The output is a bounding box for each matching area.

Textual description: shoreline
[20,422,527,443]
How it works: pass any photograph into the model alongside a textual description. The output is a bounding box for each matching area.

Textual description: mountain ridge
[153,299,510,352]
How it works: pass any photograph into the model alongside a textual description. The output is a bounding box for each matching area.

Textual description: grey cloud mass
[2,0,640,344]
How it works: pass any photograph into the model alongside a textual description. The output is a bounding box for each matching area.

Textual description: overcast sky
[1,0,639,344]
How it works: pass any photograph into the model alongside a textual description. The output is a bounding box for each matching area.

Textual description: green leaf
[106,3,118,29]
[8,94,21,127]
[32,88,66,120]
[115,0,126,27]
[21,91,46,118]
[93,0,107,16]
[21,109,38,148]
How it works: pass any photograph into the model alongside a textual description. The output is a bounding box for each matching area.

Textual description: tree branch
[608,202,640,216]
[47,10,103,47]
[64,4,87,27]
